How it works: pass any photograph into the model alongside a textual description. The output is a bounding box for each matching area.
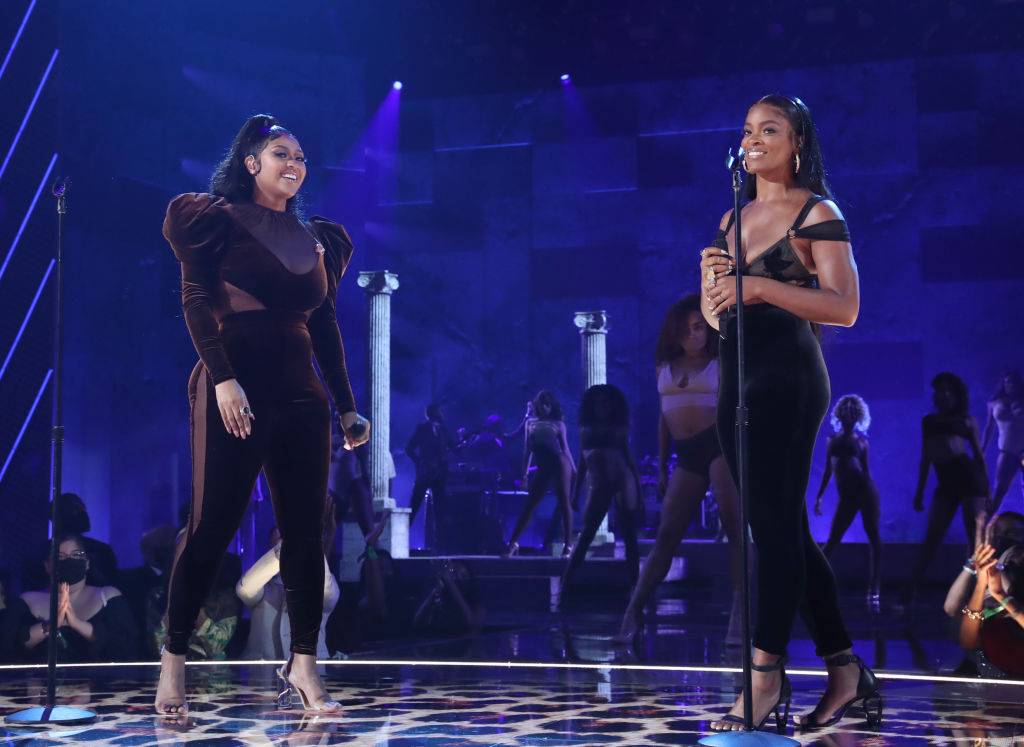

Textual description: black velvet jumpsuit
[162,193,357,656]
[714,195,854,657]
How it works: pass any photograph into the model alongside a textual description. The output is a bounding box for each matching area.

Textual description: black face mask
[55,558,88,584]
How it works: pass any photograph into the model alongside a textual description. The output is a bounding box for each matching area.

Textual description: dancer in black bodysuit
[814,394,882,602]
[558,384,642,604]
[701,95,880,733]
[156,114,369,717]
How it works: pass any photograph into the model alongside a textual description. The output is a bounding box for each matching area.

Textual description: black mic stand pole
[6,179,96,727]
[699,151,796,746]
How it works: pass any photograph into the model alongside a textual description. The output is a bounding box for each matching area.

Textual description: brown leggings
[165,312,330,656]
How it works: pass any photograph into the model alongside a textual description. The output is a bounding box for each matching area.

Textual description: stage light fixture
[393,81,403,90]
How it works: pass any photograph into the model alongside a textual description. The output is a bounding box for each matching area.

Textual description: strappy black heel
[709,657,792,734]
[795,652,883,729]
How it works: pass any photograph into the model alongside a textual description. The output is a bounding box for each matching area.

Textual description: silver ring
[240,406,252,416]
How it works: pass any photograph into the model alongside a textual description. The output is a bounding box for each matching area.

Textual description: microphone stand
[5,179,96,727]
[699,152,797,746]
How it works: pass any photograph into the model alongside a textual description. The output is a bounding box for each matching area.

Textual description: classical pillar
[573,311,614,547]
[357,271,409,559]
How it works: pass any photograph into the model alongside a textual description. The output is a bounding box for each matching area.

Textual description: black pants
[410,473,446,547]
[718,306,852,657]
[165,311,330,656]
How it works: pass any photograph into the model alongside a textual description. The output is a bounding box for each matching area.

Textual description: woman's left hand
[706,275,763,317]
[58,583,81,629]
[340,412,371,449]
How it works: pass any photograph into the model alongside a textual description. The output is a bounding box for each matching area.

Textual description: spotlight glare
[392,81,403,90]
[560,73,570,83]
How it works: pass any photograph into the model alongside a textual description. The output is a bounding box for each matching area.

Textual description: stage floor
[1,661,1021,746]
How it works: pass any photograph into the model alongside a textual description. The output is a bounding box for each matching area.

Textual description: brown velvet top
[163,193,357,414]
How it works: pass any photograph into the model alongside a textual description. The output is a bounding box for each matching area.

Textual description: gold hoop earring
[794,153,801,174]
[742,159,749,173]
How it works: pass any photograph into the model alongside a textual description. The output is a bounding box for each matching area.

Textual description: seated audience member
[53,493,119,586]
[413,559,485,636]
[944,511,1024,618]
[0,534,137,663]
[119,524,177,658]
[957,540,1024,678]
[236,525,341,661]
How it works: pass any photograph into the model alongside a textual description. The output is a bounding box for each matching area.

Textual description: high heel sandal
[154,647,188,719]
[276,654,342,714]
[708,657,791,734]
[794,652,883,729]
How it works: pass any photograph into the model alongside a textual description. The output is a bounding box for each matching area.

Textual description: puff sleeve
[306,217,357,415]
[163,193,236,383]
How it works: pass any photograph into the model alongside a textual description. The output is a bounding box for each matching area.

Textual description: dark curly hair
[743,95,834,202]
[531,390,563,421]
[993,370,1023,403]
[579,384,630,430]
[931,371,970,418]
[654,293,717,366]
[209,113,303,214]
[990,511,1024,556]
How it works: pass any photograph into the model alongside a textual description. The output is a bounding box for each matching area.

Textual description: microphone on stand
[725,147,745,172]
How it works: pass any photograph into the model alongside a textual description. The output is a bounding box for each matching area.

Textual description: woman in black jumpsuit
[156,115,369,716]
[702,96,880,733]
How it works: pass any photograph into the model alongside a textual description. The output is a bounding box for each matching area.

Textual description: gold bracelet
[960,606,984,621]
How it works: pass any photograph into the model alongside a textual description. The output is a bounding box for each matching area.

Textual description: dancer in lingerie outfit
[813,394,882,602]
[908,372,989,589]
[558,384,643,605]
[614,295,743,644]
[982,371,1024,516]
[156,114,369,717]
[503,390,575,557]
[701,95,880,732]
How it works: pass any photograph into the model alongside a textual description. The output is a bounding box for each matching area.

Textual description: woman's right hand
[215,379,254,439]
[700,247,735,290]
[974,543,997,584]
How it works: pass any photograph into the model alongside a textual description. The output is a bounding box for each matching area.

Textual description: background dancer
[909,372,989,591]
[814,394,883,602]
[504,391,575,557]
[701,95,880,732]
[406,404,454,548]
[982,370,1024,516]
[158,114,369,717]
[559,384,642,605]
[615,295,743,644]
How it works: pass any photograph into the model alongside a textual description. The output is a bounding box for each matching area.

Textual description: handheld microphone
[51,176,71,197]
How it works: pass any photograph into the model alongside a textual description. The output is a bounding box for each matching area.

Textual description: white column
[573,311,614,547]
[357,271,409,558]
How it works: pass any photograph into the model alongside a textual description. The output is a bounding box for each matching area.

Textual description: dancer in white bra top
[983,371,1024,516]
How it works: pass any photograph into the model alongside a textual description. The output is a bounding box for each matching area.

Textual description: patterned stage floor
[1,662,1021,746]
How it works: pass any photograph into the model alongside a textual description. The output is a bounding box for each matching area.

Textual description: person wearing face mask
[0,534,137,663]
[158,114,370,717]
[31,493,119,589]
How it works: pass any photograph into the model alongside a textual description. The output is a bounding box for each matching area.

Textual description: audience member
[0,533,137,663]
[119,524,177,658]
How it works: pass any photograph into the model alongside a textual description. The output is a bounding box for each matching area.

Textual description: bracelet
[962,564,977,576]
[960,606,984,621]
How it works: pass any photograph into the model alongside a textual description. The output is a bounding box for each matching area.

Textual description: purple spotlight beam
[0,47,59,183]
[0,259,55,383]
[0,369,52,485]
[0,0,37,84]
[0,152,58,286]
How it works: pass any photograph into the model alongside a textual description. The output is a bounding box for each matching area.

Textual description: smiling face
[741,103,800,178]
[246,135,306,209]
